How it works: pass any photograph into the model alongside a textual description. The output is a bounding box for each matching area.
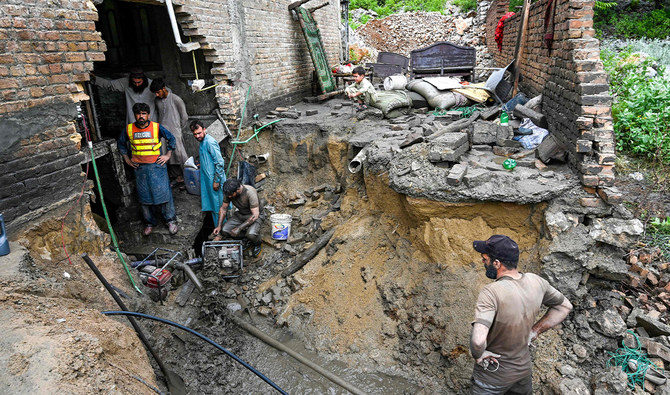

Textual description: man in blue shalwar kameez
[190,120,225,225]
[118,102,179,236]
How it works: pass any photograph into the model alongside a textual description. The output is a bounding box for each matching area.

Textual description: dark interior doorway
[90,0,217,142]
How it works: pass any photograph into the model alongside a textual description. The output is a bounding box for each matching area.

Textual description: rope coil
[607,330,666,389]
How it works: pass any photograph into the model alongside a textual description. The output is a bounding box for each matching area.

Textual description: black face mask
[485,261,497,279]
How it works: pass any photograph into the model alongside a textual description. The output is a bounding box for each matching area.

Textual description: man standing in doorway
[91,67,156,124]
[212,178,262,258]
[469,235,572,394]
[150,78,189,185]
[190,120,225,226]
[117,102,179,236]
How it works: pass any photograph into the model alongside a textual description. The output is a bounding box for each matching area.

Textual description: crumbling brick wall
[0,0,341,234]
[175,0,341,121]
[485,0,616,193]
[0,0,104,235]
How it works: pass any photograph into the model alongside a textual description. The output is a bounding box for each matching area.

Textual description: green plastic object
[503,158,517,170]
[500,110,509,125]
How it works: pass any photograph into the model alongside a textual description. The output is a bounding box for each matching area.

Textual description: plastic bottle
[500,110,509,126]
[0,213,9,256]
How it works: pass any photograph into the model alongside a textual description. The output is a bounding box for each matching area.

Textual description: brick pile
[485,0,619,205]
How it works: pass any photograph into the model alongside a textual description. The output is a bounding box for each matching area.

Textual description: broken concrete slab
[588,218,644,249]
[428,133,469,163]
[447,163,468,185]
[495,125,514,146]
[637,314,670,337]
[469,121,496,145]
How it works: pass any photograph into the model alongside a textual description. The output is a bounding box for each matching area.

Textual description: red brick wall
[0,0,342,233]
[485,0,615,190]
[0,1,104,114]
[174,0,341,121]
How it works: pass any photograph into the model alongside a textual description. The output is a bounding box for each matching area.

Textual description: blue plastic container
[0,213,9,256]
[183,167,201,195]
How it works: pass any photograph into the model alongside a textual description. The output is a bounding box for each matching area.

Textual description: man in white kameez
[150,78,189,184]
[91,67,156,124]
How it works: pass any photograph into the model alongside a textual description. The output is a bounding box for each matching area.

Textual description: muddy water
[162,315,420,395]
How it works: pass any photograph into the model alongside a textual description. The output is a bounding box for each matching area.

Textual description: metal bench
[410,42,476,82]
[368,51,410,82]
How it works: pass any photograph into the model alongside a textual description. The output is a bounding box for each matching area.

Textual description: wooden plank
[512,0,531,96]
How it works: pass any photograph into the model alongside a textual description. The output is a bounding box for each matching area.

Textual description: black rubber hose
[81,254,186,394]
[102,310,289,395]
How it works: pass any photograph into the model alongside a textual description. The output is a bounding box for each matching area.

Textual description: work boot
[252,244,262,258]
[167,222,178,235]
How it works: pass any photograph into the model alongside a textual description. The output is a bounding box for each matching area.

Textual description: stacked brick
[173,0,341,124]
[0,121,84,232]
[0,0,104,115]
[484,0,619,204]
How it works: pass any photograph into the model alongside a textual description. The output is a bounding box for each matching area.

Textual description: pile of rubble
[351,8,492,68]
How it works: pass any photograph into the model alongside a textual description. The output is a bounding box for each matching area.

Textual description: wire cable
[101,310,288,395]
[84,112,143,294]
[226,85,252,178]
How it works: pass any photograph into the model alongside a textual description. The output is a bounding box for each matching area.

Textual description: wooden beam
[512,0,531,96]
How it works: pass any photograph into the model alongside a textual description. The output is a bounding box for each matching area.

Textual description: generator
[202,240,244,278]
[135,248,182,302]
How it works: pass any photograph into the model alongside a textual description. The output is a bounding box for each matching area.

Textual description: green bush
[453,0,477,12]
[349,0,447,26]
[595,9,670,39]
[602,48,670,163]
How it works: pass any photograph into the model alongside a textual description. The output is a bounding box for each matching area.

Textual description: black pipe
[80,253,185,394]
[102,310,289,395]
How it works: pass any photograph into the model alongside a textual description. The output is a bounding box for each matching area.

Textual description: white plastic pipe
[164,0,200,52]
[348,148,368,174]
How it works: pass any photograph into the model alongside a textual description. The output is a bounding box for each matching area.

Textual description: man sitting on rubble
[118,102,178,236]
[212,178,262,258]
[345,66,377,111]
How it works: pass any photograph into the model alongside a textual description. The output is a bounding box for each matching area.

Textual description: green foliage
[650,217,670,235]
[508,0,524,11]
[453,0,477,12]
[594,0,617,11]
[602,48,670,164]
[349,0,447,28]
[595,9,670,39]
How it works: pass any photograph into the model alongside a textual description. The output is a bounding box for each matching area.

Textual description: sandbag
[407,91,428,108]
[371,90,413,118]
[383,74,408,91]
[406,79,468,110]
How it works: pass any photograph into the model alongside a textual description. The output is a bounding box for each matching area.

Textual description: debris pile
[352,9,490,67]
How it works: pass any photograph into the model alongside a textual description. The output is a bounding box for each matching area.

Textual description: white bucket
[270,214,292,241]
[383,74,408,91]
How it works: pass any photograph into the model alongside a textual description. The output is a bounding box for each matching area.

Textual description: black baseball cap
[473,235,519,262]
